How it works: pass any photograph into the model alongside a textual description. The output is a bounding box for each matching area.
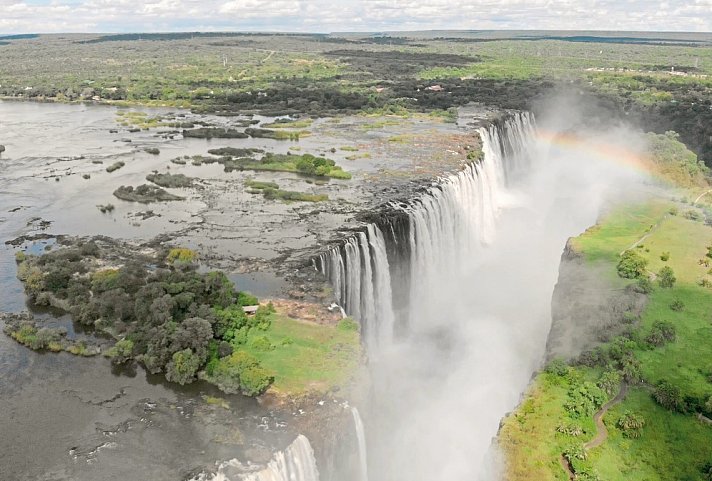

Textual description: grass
[262,118,313,129]
[241,314,360,395]
[500,197,712,481]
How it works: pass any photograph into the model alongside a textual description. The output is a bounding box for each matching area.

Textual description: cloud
[0,0,709,34]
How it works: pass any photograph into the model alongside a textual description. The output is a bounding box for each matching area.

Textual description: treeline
[14,242,274,395]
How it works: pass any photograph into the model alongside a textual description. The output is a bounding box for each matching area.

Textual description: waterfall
[194,435,319,481]
[316,112,536,347]
[351,408,368,481]
[243,435,319,481]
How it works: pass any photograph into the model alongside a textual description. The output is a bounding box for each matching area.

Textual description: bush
[545,358,569,376]
[166,247,198,266]
[105,338,134,364]
[597,370,622,397]
[634,277,654,294]
[564,381,607,418]
[236,291,259,307]
[238,365,274,396]
[165,348,201,385]
[658,266,676,288]
[207,350,273,395]
[337,318,359,332]
[654,380,686,412]
[617,250,648,279]
[670,299,685,311]
[645,320,677,347]
[660,251,670,261]
[616,410,645,438]
[249,335,273,351]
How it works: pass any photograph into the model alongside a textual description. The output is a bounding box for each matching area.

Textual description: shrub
[207,350,273,395]
[237,291,259,307]
[166,248,198,266]
[660,251,670,261]
[645,320,677,347]
[564,382,606,418]
[556,422,583,436]
[668,206,678,216]
[545,358,569,376]
[249,335,273,351]
[165,348,201,385]
[634,277,654,294]
[106,161,125,173]
[105,338,134,364]
[654,380,686,412]
[658,266,676,288]
[616,410,645,438]
[685,210,702,221]
[617,250,648,279]
[337,318,359,332]
[597,370,622,397]
[670,299,685,311]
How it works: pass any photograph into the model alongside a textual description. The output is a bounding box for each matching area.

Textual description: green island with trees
[498,137,712,481]
[6,244,360,397]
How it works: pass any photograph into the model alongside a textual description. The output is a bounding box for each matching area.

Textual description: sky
[0,0,710,34]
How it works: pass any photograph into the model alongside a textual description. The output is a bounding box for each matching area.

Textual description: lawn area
[242,314,360,395]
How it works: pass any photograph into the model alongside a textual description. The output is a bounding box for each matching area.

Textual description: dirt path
[620,216,666,256]
[559,454,575,480]
[584,382,629,450]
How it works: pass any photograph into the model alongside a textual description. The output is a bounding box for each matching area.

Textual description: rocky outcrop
[545,240,647,361]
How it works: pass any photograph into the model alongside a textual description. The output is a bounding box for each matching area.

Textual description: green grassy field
[242,314,360,395]
[500,198,712,481]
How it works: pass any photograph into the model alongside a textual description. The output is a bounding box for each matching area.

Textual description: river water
[0,100,353,480]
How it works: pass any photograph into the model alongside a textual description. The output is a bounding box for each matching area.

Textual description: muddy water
[0,100,468,480]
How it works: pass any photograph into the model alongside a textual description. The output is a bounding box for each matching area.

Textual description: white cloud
[0,0,709,34]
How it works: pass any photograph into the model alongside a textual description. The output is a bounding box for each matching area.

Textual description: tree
[597,370,622,397]
[171,317,213,361]
[165,349,201,385]
[617,250,648,279]
[658,266,676,288]
[645,320,677,347]
[654,380,686,412]
[616,410,645,438]
[105,338,134,364]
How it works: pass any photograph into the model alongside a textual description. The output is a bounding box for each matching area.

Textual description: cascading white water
[243,435,320,481]
[316,107,645,481]
[317,226,396,351]
[195,435,319,481]
[317,112,536,346]
[350,407,368,481]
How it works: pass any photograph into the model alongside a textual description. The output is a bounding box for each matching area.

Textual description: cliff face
[545,240,647,361]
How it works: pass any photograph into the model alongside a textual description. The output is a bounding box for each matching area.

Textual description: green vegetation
[12,242,359,396]
[106,161,125,173]
[239,313,360,394]
[220,152,352,179]
[146,172,194,188]
[114,184,184,203]
[500,198,712,481]
[261,118,313,129]
[97,203,115,214]
[244,179,328,202]
[2,315,99,356]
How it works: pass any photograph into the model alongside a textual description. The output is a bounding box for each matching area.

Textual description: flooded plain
[0,99,483,480]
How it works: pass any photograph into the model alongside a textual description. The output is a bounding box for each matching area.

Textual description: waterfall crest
[194,435,319,481]
[316,112,536,347]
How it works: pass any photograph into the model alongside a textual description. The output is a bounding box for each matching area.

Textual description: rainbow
[536,129,664,182]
